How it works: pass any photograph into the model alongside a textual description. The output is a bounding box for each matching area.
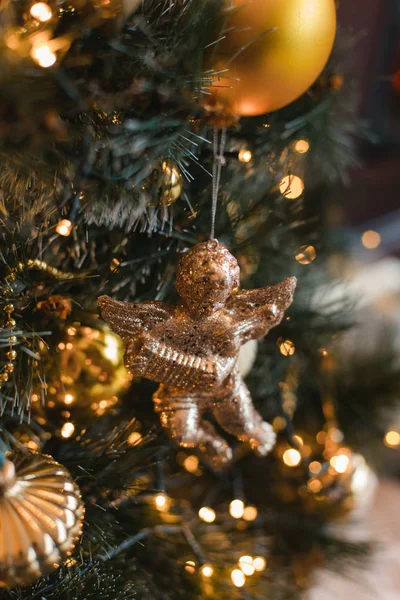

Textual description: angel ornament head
[99,240,296,469]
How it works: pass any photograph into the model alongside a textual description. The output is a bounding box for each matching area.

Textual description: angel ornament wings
[99,240,296,469]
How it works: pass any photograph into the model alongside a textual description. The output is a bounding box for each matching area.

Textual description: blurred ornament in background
[150,159,183,207]
[207,0,336,116]
[276,428,377,519]
[33,318,131,423]
[0,451,84,588]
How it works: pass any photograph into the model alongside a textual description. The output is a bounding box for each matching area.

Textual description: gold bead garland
[6,258,75,283]
[0,298,17,388]
[1,259,75,392]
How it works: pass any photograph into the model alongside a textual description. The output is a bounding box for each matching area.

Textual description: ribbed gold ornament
[0,452,84,589]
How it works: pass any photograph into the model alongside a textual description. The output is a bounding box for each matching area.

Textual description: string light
[283,448,301,467]
[279,339,295,357]
[231,568,246,587]
[128,432,142,445]
[30,2,52,21]
[295,245,316,265]
[279,175,304,199]
[229,499,245,519]
[330,454,350,474]
[238,149,252,163]
[200,564,214,578]
[272,416,287,431]
[243,505,258,521]
[64,393,75,405]
[185,560,196,574]
[198,506,216,523]
[294,139,310,154]
[239,556,255,576]
[154,493,170,511]
[56,219,72,236]
[292,435,304,448]
[384,431,400,448]
[61,422,75,438]
[253,556,267,572]
[308,479,322,493]
[183,455,199,473]
[30,44,57,68]
[309,461,322,474]
[361,230,381,250]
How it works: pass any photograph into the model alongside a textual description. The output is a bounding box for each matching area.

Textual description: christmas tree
[1,0,399,598]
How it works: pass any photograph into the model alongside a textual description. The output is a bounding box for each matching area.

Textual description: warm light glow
[295,245,316,265]
[31,44,57,68]
[185,560,196,574]
[294,139,310,154]
[243,505,258,521]
[64,393,75,405]
[183,455,199,473]
[30,2,52,21]
[272,416,287,431]
[198,506,216,523]
[279,175,304,199]
[238,149,252,163]
[362,230,381,250]
[103,333,120,364]
[239,556,255,576]
[308,479,322,493]
[283,448,301,467]
[201,564,214,578]
[155,493,169,511]
[293,435,304,448]
[229,498,245,519]
[253,556,267,572]
[231,568,246,587]
[309,461,322,475]
[384,430,400,448]
[61,422,75,438]
[56,219,72,236]
[279,339,295,356]
[330,454,350,474]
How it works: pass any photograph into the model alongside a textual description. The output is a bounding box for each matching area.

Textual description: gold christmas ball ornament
[151,159,183,207]
[0,451,84,588]
[209,0,337,116]
[33,320,131,418]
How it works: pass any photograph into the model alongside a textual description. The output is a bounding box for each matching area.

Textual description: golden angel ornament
[99,240,296,469]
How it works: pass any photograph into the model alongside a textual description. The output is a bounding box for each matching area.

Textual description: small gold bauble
[152,159,183,207]
[33,320,130,417]
[208,0,337,116]
[6,350,17,361]
[0,452,84,588]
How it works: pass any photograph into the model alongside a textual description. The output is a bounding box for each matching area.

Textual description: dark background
[337,0,400,245]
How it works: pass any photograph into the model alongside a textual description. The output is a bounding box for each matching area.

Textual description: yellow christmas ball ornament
[33,320,131,418]
[0,451,84,588]
[209,0,337,116]
[154,159,183,207]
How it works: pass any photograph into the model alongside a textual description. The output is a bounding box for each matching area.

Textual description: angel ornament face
[99,240,296,469]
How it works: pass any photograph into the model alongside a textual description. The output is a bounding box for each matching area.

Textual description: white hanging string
[210,126,227,240]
